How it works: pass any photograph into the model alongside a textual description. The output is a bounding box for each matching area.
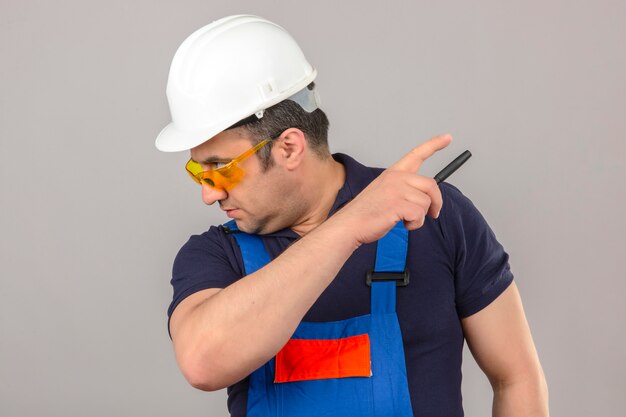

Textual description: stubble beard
[236,195,309,236]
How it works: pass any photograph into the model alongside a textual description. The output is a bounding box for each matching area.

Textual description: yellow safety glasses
[185,139,271,190]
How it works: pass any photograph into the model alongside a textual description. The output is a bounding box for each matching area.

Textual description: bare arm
[462,282,549,417]
[169,134,452,391]
[170,218,360,390]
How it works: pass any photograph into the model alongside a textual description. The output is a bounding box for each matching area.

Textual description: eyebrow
[191,155,231,165]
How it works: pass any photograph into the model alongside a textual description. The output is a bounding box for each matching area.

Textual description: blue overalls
[226,220,415,417]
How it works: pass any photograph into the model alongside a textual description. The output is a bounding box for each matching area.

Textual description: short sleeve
[439,183,514,318]
[167,226,244,334]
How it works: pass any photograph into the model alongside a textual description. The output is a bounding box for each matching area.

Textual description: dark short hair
[230,84,331,170]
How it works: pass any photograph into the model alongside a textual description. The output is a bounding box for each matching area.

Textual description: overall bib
[226,220,414,417]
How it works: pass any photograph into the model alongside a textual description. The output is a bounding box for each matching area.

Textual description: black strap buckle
[222,225,239,235]
[366,269,410,287]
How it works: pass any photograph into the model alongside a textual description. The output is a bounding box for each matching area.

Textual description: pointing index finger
[390,134,453,173]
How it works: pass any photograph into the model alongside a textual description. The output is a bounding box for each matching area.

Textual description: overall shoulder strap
[367,222,410,285]
[374,222,409,273]
[369,222,409,314]
[224,220,271,275]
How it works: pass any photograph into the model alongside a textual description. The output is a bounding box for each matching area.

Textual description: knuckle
[414,216,425,228]
[423,177,437,193]
[414,206,426,222]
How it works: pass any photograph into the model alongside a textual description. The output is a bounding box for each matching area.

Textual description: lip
[224,208,240,218]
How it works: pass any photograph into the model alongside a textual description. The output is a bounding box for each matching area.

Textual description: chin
[234,219,264,235]
[235,218,279,235]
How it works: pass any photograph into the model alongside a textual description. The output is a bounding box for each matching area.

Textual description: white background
[1,1,625,415]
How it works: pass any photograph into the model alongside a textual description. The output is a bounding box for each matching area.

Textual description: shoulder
[436,184,514,317]
[174,224,238,268]
[168,225,245,315]
[438,182,492,238]
[440,182,476,212]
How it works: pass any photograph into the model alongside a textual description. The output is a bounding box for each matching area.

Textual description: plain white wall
[1,1,625,416]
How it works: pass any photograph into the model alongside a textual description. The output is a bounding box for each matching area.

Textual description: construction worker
[156,15,548,417]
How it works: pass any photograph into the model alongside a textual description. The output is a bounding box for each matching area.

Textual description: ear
[273,128,306,170]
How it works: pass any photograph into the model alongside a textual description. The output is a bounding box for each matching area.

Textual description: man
[156,15,548,417]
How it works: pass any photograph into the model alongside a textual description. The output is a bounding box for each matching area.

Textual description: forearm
[492,373,549,417]
[173,215,360,390]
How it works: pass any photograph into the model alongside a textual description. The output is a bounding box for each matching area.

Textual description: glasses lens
[185,139,270,190]
[201,165,243,189]
[217,163,238,178]
[186,160,240,190]
[185,160,202,184]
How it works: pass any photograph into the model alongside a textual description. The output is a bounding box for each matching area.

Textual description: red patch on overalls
[274,334,371,383]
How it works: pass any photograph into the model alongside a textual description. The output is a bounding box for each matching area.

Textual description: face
[189,129,308,234]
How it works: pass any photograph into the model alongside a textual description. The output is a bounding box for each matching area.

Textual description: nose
[201,183,228,205]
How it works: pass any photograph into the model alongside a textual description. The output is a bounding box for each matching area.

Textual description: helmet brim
[155,123,217,152]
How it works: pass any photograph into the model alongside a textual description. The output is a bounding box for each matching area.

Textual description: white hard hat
[156,15,319,152]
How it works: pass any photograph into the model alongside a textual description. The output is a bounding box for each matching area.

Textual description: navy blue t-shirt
[168,153,514,417]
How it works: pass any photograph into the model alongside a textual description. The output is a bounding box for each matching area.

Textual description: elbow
[180,360,228,392]
[178,352,232,392]
[491,367,550,414]
[173,332,231,391]
[491,367,548,393]
[186,373,225,392]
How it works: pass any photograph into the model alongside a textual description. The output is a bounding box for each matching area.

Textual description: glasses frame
[185,139,271,190]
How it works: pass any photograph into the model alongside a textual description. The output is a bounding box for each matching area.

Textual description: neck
[290,155,346,236]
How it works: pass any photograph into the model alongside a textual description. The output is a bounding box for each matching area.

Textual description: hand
[333,134,452,246]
